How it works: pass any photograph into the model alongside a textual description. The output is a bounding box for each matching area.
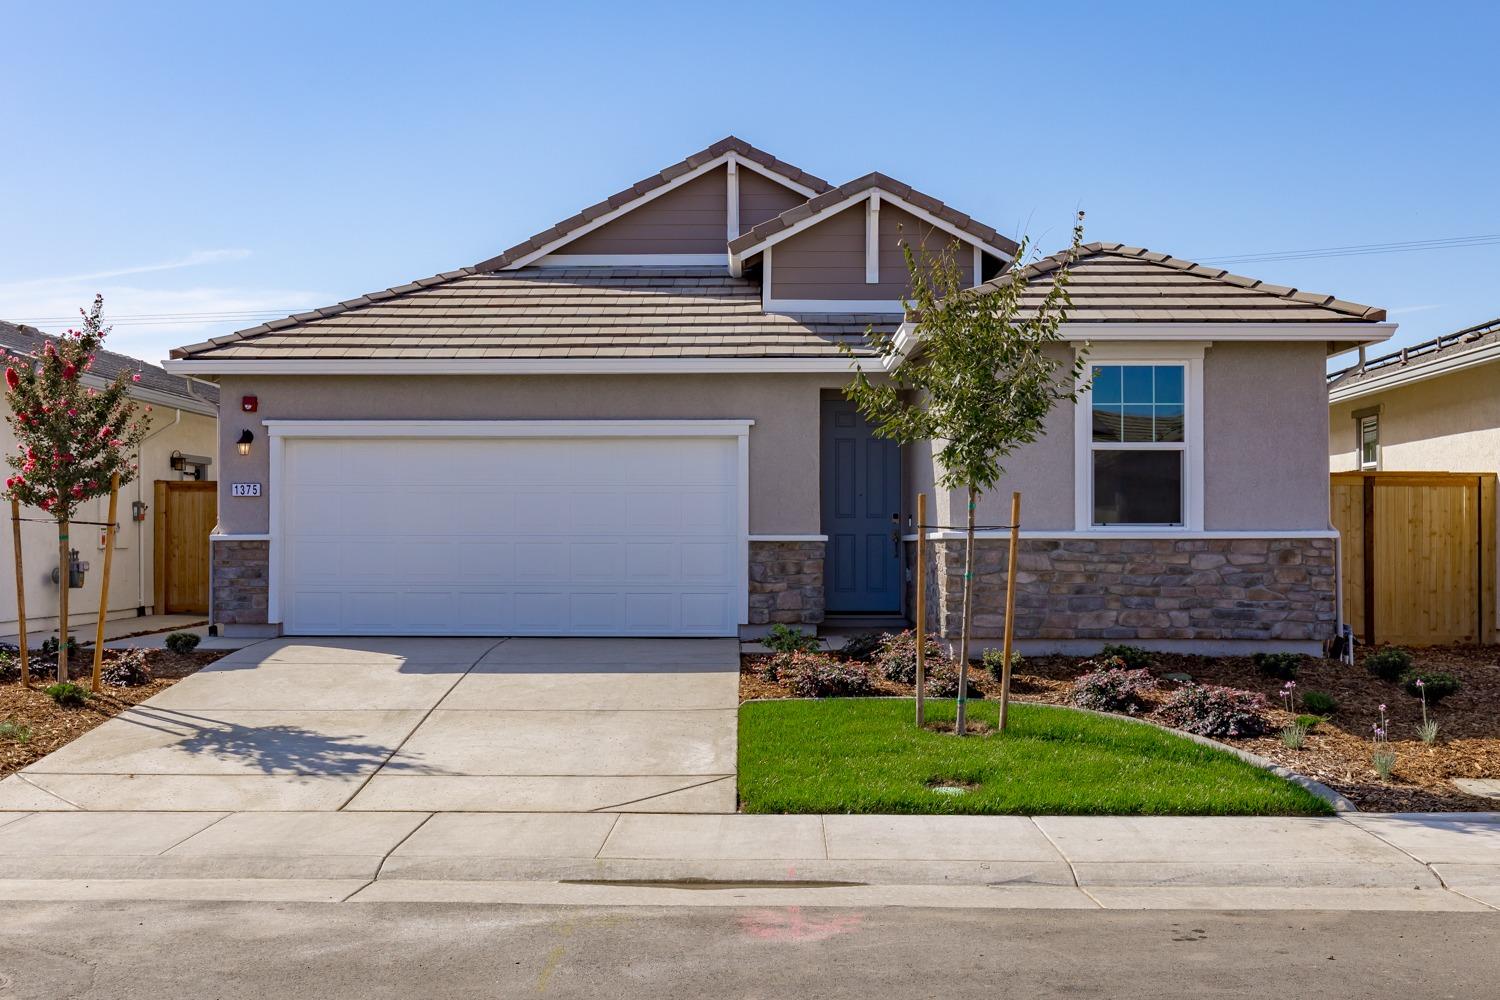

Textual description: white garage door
[277,431,744,636]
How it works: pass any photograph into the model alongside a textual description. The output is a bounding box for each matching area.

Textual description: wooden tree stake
[998,491,1021,731]
[955,488,977,736]
[56,519,69,684]
[914,492,926,727]
[10,497,28,688]
[90,473,120,694]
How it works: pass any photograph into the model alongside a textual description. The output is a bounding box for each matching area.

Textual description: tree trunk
[955,486,977,735]
[56,518,69,684]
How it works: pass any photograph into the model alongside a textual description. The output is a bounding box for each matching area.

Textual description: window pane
[1360,417,1379,467]
[1093,404,1123,442]
[1154,404,1185,442]
[1122,404,1155,442]
[1092,365,1121,404]
[1154,366,1184,404]
[1093,450,1183,525]
[1122,366,1154,404]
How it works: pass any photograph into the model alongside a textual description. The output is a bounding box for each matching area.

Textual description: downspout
[136,407,183,613]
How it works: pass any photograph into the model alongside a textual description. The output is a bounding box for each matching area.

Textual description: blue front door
[821,399,902,614]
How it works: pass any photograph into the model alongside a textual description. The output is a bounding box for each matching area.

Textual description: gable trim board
[486,148,822,272]
[263,419,753,634]
[727,186,1015,278]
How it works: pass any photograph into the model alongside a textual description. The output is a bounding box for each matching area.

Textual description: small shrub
[982,648,1023,681]
[1099,644,1152,670]
[1403,671,1460,703]
[44,681,90,707]
[927,660,983,699]
[874,630,949,684]
[39,635,78,658]
[1295,714,1322,731]
[1279,721,1309,750]
[1252,651,1302,680]
[102,648,153,687]
[1365,647,1413,682]
[779,652,877,698]
[1372,747,1397,780]
[165,631,201,654]
[754,656,782,682]
[1159,684,1269,738]
[0,649,17,683]
[835,631,884,663]
[1417,719,1440,745]
[0,720,30,743]
[1068,660,1157,715]
[1301,690,1338,716]
[764,624,821,656]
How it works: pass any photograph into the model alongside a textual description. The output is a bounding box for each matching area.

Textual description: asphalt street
[2,901,1494,999]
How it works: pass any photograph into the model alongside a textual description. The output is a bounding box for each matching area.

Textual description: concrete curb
[741,695,1358,813]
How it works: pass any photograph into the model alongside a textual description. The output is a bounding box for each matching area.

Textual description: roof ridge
[472,137,833,273]
[727,171,1019,259]
[976,242,1387,322]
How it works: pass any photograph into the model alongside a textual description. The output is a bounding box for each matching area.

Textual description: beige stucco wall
[213,373,857,537]
[1329,361,1500,475]
[0,402,217,633]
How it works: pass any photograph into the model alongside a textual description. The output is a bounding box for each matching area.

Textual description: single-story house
[165,137,1394,653]
[1327,317,1500,645]
[0,321,220,637]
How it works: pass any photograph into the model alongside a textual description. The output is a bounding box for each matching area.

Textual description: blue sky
[3,1,1497,368]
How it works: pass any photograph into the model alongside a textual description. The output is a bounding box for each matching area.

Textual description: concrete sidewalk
[0,810,1495,910]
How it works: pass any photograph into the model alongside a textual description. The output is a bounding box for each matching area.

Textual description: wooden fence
[1331,471,1496,646]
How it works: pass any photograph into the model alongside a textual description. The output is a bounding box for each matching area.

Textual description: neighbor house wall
[0,403,217,634]
[1329,361,1500,475]
[770,204,974,302]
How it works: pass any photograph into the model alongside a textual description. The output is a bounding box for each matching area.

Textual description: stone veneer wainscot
[211,539,269,626]
[748,540,826,626]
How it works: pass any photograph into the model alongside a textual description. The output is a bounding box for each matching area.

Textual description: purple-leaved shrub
[874,630,949,684]
[1159,683,1269,738]
[1068,659,1157,714]
[779,652,878,698]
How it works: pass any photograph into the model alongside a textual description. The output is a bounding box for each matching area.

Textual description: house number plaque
[230,483,262,497]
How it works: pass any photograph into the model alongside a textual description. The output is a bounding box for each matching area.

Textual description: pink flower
[1414,678,1425,688]
[131,373,141,382]
[66,408,77,417]
[62,363,77,379]
[3,367,17,391]
[69,485,83,499]
[1379,703,1387,713]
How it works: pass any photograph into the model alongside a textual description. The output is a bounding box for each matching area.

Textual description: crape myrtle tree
[844,213,1086,734]
[3,296,148,683]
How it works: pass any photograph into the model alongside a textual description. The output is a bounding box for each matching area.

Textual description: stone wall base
[211,539,270,627]
[911,535,1337,647]
[748,540,826,627]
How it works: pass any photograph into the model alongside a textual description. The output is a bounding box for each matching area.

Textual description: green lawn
[738,698,1332,816]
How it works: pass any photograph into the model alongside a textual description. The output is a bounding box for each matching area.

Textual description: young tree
[844,214,1086,734]
[3,296,148,682]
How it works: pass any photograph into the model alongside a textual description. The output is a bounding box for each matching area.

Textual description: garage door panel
[280,434,744,636]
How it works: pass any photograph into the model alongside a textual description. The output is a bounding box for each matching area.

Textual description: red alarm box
[242,395,258,413]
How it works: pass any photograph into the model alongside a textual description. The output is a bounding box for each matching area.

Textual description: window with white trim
[1358,413,1380,470]
[1089,363,1187,526]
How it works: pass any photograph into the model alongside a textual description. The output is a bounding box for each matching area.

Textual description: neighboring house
[0,321,220,636]
[164,137,1393,653]
[1327,317,1500,645]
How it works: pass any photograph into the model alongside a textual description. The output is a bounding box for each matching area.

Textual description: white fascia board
[533,253,728,267]
[261,418,756,439]
[162,356,864,376]
[1328,341,1500,404]
[1059,322,1397,342]
[501,151,819,271]
[68,370,218,417]
[730,188,1015,272]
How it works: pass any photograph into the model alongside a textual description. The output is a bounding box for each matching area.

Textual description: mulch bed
[0,648,227,779]
[742,642,1500,813]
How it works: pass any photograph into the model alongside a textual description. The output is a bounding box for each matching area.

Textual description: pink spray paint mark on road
[737,907,864,944]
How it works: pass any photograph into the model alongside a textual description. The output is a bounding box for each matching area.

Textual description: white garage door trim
[263,419,753,634]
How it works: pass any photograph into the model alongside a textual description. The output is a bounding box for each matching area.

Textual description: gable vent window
[1359,413,1380,470]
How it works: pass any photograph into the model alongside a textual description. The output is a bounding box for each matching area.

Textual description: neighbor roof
[1327,315,1500,393]
[0,320,219,408]
[171,267,888,362]
[727,171,1020,261]
[474,137,832,272]
[977,243,1388,323]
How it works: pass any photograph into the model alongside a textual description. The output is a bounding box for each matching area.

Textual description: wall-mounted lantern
[169,449,186,471]
[237,429,255,456]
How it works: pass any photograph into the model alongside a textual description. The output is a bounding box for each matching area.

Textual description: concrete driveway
[2,637,739,813]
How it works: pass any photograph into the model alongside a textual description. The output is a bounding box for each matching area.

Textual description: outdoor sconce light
[237,429,255,456]
[169,450,187,471]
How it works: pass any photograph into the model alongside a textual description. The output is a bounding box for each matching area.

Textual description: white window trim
[1073,343,1206,532]
[1358,413,1380,471]
[262,419,754,628]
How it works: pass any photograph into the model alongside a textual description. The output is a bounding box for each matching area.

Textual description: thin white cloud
[1387,304,1443,316]
[0,249,254,292]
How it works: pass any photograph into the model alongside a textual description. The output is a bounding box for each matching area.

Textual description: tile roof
[974,243,1387,323]
[1327,315,1500,391]
[473,137,832,272]
[727,172,1020,259]
[0,320,219,407]
[171,267,889,362]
